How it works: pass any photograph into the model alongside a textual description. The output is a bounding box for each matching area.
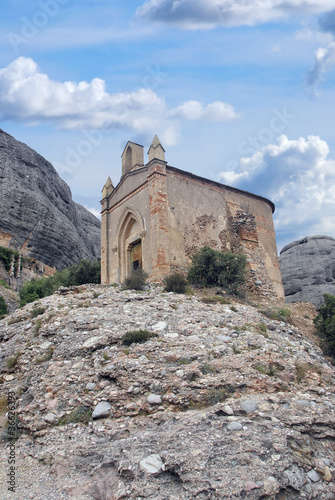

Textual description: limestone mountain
[279,235,335,306]
[0,128,100,269]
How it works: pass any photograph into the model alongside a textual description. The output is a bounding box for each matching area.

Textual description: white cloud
[0,57,237,133]
[305,42,335,94]
[0,57,164,130]
[218,135,335,238]
[137,0,335,29]
[304,9,335,94]
[219,170,249,185]
[168,100,239,121]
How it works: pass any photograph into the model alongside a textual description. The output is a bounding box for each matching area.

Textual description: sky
[0,0,335,254]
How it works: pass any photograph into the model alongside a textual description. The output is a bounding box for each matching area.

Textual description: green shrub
[0,279,9,289]
[19,259,101,306]
[187,246,247,295]
[123,269,148,291]
[6,353,20,371]
[34,319,42,335]
[177,357,192,365]
[295,362,322,382]
[66,259,101,286]
[254,363,276,376]
[201,296,231,305]
[58,405,92,426]
[0,246,19,272]
[121,329,154,345]
[164,273,188,294]
[260,307,291,322]
[0,296,8,316]
[314,294,335,359]
[31,306,46,318]
[201,364,218,375]
[206,387,229,405]
[35,348,54,364]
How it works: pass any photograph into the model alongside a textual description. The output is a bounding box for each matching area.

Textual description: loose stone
[227,422,243,431]
[92,401,112,419]
[307,470,321,482]
[139,454,165,474]
[147,394,162,405]
[241,399,257,412]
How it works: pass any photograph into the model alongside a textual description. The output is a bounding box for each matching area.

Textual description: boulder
[279,235,335,305]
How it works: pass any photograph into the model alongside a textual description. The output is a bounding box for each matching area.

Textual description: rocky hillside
[0,129,100,269]
[0,285,334,499]
[279,235,335,306]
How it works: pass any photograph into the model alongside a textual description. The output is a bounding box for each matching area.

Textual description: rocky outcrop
[0,285,334,499]
[0,129,100,269]
[279,235,335,306]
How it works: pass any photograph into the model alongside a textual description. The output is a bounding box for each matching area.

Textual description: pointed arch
[115,206,146,282]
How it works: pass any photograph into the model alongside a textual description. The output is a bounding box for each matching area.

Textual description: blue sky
[1,0,335,253]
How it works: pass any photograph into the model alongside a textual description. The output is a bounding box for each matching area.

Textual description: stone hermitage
[101,136,284,299]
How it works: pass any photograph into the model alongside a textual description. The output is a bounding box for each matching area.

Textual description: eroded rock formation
[0,285,334,499]
[0,129,100,269]
[279,235,335,306]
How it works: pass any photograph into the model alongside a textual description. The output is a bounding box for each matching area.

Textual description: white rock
[223,405,234,415]
[83,336,105,348]
[40,341,53,350]
[307,470,320,482]
[227,422,243,431]
[152,321,168,331]
[147,394,162,405]
[241,400,257,413]
[140,454,165,474]
[44,413,57,424]
[92,401,112,419]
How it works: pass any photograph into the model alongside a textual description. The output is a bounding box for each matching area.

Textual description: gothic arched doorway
[116,207,146,282]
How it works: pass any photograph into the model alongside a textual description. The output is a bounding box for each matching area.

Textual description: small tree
[216,251,247,295]
[187,246,247,296]
[187,246,220,286]
[314,294,335,358]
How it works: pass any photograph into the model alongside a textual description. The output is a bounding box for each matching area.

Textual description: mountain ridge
[0,128,100,269]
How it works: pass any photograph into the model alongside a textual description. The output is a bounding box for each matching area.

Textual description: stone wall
[166,168,283,299]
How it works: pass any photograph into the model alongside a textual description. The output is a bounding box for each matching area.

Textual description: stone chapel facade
[101,136,284,299]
